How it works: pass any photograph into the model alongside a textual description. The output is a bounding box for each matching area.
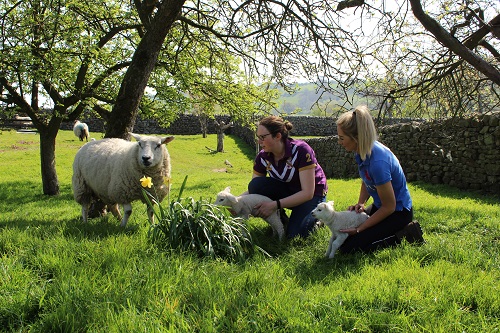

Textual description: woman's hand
[340,227,360,235]
[348,203,366,213]
[254,201,278,218]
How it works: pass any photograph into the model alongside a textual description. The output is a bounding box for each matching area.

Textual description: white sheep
[311,201,369,259]
[214,187,285,241]
[72,133,174,227]
[73,120,89,141]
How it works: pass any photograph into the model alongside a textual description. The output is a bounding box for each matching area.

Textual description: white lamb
[214,187,285,241]
[73,120,90,141]
[312,201,369,259]
[72,133,174,227]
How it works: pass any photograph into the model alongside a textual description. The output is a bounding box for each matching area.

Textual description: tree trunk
[215,120,233,152]
[104,0,186,139]
[199,114,208,138]
[91,0,185,217]
[217,132,224,152]
[39,119,62,195]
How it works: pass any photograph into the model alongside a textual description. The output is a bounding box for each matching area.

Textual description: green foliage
[0,0,137,110]
[0,0,275,130]
[142,175,258,263]
[148,196,256,263]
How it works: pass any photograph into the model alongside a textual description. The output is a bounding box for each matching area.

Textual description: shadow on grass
[0,181,52,211]
[410,181,499,202]
[248,223,289,257]
[290,238,370,285]
[61,216,141,241]
[231,134,256,160]
[0,213,140,241]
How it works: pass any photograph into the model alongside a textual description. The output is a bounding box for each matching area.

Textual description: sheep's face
[214,187,237,207]
[311,201,335,222]
[131,133,174,168]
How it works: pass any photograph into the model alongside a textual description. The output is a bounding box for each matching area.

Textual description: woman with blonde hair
[336,105,423,253]
[247,115,328,239]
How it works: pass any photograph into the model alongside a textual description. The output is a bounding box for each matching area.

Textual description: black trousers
[339,205,413,254]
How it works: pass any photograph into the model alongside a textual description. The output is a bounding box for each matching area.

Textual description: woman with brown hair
[247,116,328,239]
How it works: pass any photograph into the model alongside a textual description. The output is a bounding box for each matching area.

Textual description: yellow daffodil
[140,176,153,188]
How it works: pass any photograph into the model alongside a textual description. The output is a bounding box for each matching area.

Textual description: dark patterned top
[253,138,328,197]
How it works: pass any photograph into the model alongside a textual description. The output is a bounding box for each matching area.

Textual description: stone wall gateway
[61,112,500,195]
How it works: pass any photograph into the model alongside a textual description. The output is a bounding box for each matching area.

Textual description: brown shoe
[395,221,425,244]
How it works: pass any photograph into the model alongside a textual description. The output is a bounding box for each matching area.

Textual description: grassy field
[0,129,499,332]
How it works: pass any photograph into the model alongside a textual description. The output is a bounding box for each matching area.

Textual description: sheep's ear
[129,133,141,141]
[327,201,334,206]
[161,136,175,145]
[224,186,231,192]
[228,195,237,203]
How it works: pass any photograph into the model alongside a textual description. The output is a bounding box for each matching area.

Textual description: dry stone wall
[61,112,500,195]
[305,112,500,195]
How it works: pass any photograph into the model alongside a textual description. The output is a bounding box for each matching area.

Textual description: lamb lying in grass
[214,187,285,241]
[312,201,369,258]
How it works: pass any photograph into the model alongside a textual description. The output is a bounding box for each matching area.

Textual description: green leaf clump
[144,176,256,263]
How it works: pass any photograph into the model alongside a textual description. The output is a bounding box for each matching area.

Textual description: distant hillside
[275,83,363,115]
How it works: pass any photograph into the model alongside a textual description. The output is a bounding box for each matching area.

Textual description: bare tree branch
[409,0,500,85]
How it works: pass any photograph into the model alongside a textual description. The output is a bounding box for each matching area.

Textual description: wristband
[276,200,281,210]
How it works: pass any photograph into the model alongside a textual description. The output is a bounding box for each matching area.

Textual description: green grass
[0,128,499,332]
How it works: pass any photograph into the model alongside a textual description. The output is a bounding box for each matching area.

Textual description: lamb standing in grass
[312,201,369,258]
[73,120,90,141]
[214,187,285,241]
[72,133,174,227]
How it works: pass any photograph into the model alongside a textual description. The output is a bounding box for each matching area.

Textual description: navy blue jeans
[248,177,326,238]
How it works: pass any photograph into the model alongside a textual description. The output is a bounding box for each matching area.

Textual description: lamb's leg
[328,233,349,259]
[325,235,336,257]
[266,215,285,241]
[274,223,285,241]
[120,203,132,227]
[108,204,122,220]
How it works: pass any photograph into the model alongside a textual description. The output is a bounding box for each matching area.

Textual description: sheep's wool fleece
[72,137,171,205]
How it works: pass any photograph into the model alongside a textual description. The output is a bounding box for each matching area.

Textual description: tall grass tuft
[144,176,257,262]
[149,196,256,262]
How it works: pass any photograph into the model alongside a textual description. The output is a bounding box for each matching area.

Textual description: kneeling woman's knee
[248,177,285,198]
[248,177,266,194]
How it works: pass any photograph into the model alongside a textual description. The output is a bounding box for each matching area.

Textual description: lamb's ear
[327,201,334,206]
[228,195,238,203]
[129,133,141,142]
[161,136,174,145]
[224,186,231,192]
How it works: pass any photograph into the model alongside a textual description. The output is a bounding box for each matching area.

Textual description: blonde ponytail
[337,105,377,160]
